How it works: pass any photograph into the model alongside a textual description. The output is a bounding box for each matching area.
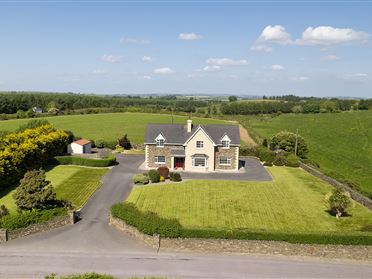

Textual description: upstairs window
[222,140,230,149]
[196,141,204,149]
[156,139,165,147]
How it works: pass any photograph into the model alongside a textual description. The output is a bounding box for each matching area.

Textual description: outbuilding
[68,139,92,154]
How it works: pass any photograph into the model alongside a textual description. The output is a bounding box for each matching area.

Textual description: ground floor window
[219,157,231,166]
[192,157,207,167]
[154,155,166,164]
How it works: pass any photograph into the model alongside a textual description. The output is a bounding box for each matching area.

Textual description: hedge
[54,155,116,167]
[111,202,372,246]
[0,207,67,231]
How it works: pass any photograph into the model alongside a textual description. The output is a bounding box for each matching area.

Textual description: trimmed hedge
[54,155,116,167]
[0,207,67,231]
[133,173,149,185]
[148,169,160,183]
[170,172,182,182]
[111,202,372,246]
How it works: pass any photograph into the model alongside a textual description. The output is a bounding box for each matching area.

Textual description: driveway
[181,157,272,181]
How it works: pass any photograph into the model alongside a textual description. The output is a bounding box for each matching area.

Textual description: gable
[184,126,216,146]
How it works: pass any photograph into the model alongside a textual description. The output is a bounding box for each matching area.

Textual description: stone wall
[300,163,372,210]
[109,215,372,262]
[146,145,176,169]
[0,211,77,243]
[214,146,238,170]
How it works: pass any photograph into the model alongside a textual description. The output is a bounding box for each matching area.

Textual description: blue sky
[0,1,371,97]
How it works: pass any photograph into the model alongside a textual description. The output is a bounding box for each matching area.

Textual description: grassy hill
[0,112,228,144]
[241,111,372,195]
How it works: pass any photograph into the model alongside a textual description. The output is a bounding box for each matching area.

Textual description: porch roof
[171,149,186,157]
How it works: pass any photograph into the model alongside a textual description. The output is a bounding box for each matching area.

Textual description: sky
[0,1,371,97]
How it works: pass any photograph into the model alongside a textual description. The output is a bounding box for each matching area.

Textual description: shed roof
[73,139,91,146]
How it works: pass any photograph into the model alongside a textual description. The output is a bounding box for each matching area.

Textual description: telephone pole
[294,128,299,156]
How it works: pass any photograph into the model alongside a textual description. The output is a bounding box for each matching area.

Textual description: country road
[0,155,371,278]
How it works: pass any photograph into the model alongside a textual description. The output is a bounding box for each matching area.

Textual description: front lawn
[0,165,108,213]
[126,167,372,233]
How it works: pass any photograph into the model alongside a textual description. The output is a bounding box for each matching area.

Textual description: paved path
[0,155,371,278]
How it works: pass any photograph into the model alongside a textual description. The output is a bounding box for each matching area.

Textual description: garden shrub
[263,161,273,167]
[132,173,149,185]
[273,154,287,166]
[45,273,118,279]
[170,172,182,182]
[285,154,300,168]
[0,205,9,218]
[0,207,67,231]
[111,203,372,245]
[117,134,132,150]
[103,140,117,150]
[157,166,169,178]
[159,176,165,182]
[270,131,308,158]
[328,189,351,218]
[256,146,275,163]
[148,169,160,183]
[239,146,258,157]
[54,155,116,167]
[94,139,105,148]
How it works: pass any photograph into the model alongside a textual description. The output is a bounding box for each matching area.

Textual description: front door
[174,157,185,169]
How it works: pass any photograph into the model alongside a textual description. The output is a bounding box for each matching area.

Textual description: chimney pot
[187,119,192,133]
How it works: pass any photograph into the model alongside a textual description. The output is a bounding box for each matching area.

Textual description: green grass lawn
[0,112,228,143]
[0,165,108,212]
[127,167,372,233]
[240,111,372,195]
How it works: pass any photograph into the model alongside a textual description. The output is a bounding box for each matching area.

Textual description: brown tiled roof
[73,139,91,146]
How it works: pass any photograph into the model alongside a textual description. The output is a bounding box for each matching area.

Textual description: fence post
[0,229,8,243]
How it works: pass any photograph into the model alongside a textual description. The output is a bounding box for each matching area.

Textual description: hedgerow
[54,155,116,167]
[111,202,372,246]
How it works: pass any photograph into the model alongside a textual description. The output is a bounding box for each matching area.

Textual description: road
[0,155,371,278]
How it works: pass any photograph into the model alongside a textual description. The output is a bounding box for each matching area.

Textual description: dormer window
[155,134,165,148]
[221,134,231,149]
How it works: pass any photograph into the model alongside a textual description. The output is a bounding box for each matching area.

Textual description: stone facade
[146,144,179,169]
[214,146,239,170]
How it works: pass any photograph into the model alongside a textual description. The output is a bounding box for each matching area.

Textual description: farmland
[0,165,108,213]
[0,112,228,144]
[127,167,372,233]
[240,111,372,195]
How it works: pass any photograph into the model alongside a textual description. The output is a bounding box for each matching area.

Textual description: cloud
[153,67,174,74]
[140,75,152,80]
[271,64,285,71]
[206,58,248,66]
[297,26,370,45]
[120,37,149,44]
[250,44,273,53]
[292,76,309,82]
[101,54,123,63]
[92,69,107,75]
[343,73,369,81]
[256,25,292,45]
[178,33,203,41]
[353,73,368,77]
[142,56,152,62]
[321,55,340,61]
[199,65,222,72]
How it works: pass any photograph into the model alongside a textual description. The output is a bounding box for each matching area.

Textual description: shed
[68,139,92,154]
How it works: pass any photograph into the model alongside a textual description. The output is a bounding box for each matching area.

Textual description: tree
[228,96,238,102]
[0,205,9,218]
[270,131,308,158]
[118,134,132,150]
[13,169,58,211]
[328,189,351,218]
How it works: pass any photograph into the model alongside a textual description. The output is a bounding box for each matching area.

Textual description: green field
[0,112,228,143]
[240,111,372,195]
[0,165,108,212]
[127,167,372,233]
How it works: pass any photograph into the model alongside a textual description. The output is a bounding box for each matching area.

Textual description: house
[32,107,43,113]
[68,139,92,154]
[144,119,240,172]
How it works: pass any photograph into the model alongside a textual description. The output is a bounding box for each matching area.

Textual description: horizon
[0,1,371,97]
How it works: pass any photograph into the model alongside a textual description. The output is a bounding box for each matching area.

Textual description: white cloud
[353,73,368,77]
[250,44,273,53]
[101,54,123,63]
[120,37,149,44]
[297,26,370,45]
[343,73,369,81]
[178,33,203,41]
[140,75,152,80]
[206,58,248,66]
[271,64,285,71]
[200,65,222,72]
[92,69,107,75]
[321,55,340,61]
[292,76,309,82]
[153,67,174,74]
[142,56,152,62]
[256,25,292,45]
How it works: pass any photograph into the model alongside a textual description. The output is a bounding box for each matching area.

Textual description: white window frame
[156,139,165,147]
[192,157,208,167]
[154,156,166,164]
[196,141,204,149]
[222,140,230,149]
[219,157,231,166]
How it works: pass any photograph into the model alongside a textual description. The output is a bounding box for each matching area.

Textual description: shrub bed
[111,202,372,246]
[169,172,182,182]
[54,155,116,167]
[133,173,149,185]
[148,169,160,183]
[0,207,67,231]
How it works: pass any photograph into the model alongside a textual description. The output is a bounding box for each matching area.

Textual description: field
[127,167,372,233]
[0,165,108,213]
[240,111,372,195]
[0,112,228,144]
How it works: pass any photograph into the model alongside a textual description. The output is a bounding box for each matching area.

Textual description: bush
[148,169,160,183]
[170,172,182,182]
[273,154,287,166]
[328,189,352,218]
[54,155,116,167]
[263,161,273,167]
[117,134,132,150]
[16,119,50,133]
[270,131,308,158]
[285,154,300,168]
[160,176,165,182]
[46,273,118,279]
[94,139,105,148]
[132,173,149,185]
[103,140,117,150]
[0,205,9,218]
[256,146,276,162]
[0,207,67,230]
[239,146,258,157]
[111,203,372,245]
[157,166,169,178]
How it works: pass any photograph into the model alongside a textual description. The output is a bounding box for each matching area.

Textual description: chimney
[187,119,192,133]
